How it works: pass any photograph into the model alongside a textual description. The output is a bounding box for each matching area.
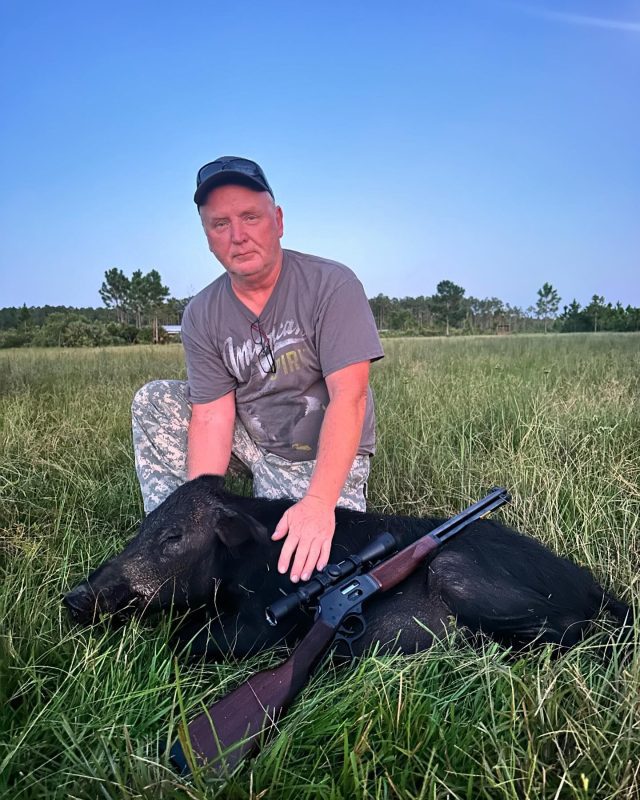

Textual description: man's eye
[244,214,258,223]
[213,221,228,231]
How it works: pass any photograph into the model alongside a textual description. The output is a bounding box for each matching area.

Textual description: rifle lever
[333,607,367,660]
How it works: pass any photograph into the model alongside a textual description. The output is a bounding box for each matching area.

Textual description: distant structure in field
[163,325,181,337]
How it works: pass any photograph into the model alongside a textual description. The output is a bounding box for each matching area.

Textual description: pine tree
[99,269,131,323]
[535,283,561,333]
[432,280,466,336]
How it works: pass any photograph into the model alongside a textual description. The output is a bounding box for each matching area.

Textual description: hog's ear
[215,506,269,549]
[197,474,225,491]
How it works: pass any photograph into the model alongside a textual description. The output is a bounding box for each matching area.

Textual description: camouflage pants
[131,380,370,515]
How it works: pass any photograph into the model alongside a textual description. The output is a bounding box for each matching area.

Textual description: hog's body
[64,476,631,659]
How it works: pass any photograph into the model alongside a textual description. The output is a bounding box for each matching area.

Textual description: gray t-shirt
[181,249,384,462]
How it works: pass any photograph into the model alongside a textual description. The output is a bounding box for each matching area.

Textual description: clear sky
[1,0,638,311]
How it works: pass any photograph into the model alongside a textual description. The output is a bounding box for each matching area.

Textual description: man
[132,156,383,583]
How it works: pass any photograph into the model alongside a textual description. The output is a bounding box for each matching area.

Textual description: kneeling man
[132,156,383,583]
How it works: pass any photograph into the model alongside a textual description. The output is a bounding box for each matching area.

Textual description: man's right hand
[271,494,336,583]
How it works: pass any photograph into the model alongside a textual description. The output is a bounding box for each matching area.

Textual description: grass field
[1,334,639,799]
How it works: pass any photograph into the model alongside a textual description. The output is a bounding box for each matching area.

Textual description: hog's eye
[161,532,183,545]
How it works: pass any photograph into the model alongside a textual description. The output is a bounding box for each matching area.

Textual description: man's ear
[215,506,269,550]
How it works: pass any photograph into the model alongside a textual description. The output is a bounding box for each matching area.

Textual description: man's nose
[230,220,247,242]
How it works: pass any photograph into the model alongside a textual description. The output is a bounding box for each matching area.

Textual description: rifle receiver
[266,531,398,626]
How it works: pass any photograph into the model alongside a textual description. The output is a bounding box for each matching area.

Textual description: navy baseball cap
[194,156,274,206]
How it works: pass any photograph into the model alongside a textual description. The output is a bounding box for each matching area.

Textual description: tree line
[0,269,189,348]
[1,270,638,349]
[370,281,640,336]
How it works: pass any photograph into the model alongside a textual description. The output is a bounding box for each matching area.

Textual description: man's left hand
[272,495,336,583]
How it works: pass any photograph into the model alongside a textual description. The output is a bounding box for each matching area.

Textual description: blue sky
[1,0,638,311]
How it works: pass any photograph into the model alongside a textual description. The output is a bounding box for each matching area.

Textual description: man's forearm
[306,390,368,508]
[271,362,371,582]
[187,398,235,480]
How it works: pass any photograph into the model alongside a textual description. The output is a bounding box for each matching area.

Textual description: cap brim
[194,172,272,205]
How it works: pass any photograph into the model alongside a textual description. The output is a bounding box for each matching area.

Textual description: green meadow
[1,334,639,799]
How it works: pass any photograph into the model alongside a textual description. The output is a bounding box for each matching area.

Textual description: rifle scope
[265,532,397,626]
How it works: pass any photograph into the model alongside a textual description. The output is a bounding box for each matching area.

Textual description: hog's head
[63,475,270,625]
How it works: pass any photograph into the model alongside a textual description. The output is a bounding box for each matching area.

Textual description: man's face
[199,184,284,283]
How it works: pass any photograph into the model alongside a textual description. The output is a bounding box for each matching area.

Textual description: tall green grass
[1,335,638,799]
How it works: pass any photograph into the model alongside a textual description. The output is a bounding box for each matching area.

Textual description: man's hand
[272,495,336,583]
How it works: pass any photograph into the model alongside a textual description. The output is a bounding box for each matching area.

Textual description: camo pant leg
[131,380,254,514]
[131,379,370,514]
[251,453,370,512]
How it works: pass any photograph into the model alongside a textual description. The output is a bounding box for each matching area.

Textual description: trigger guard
[333,607,367,659]
[338,615,366,640]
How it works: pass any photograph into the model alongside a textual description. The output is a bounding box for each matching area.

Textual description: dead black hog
[64,475,631,659]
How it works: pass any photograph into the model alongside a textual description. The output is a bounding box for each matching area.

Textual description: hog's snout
[63,579,140,626]
[63,583,97,623]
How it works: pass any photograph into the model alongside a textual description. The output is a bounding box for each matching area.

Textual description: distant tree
[0,327,34,348]
[467,296,505,333]
[431,280,466,336]
[558,299,585,333]
[145,269,170,341]
[369,294,394,330]
[624,304,640,332]
[32,312,84,347]
[535,283,561,333]
[128,270,145,329]
[388,307,415,332]
[100,268,131,323]
[0,307,18,330]
[583,294,605,332]
[127,269,170,332]
[18,303,31,332]
[610,301,628,331]
[164,296,191,324]
[504,304,525,334]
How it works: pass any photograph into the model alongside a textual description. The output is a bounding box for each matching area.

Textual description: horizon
[1,0,638,311]
[0,273,637,314]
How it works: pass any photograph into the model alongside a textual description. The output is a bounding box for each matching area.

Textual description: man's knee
[131,380,189,421]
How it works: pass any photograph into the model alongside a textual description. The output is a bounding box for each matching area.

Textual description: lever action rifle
[170,487,511,776]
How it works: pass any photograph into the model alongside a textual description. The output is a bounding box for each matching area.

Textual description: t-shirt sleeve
[314,277,384,377]
[181,300,238,404]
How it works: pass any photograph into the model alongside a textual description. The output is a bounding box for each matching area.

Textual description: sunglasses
[196,157,273,197]
[251,319,277,375]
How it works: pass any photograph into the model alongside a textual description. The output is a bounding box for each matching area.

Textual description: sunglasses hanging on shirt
[251,319,277,375]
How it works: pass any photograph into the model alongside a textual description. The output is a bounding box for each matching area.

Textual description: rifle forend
[369,486,510,591]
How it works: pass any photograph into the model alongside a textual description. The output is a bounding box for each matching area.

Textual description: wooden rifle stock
[170,618,336,775]
[169,487,510,776]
